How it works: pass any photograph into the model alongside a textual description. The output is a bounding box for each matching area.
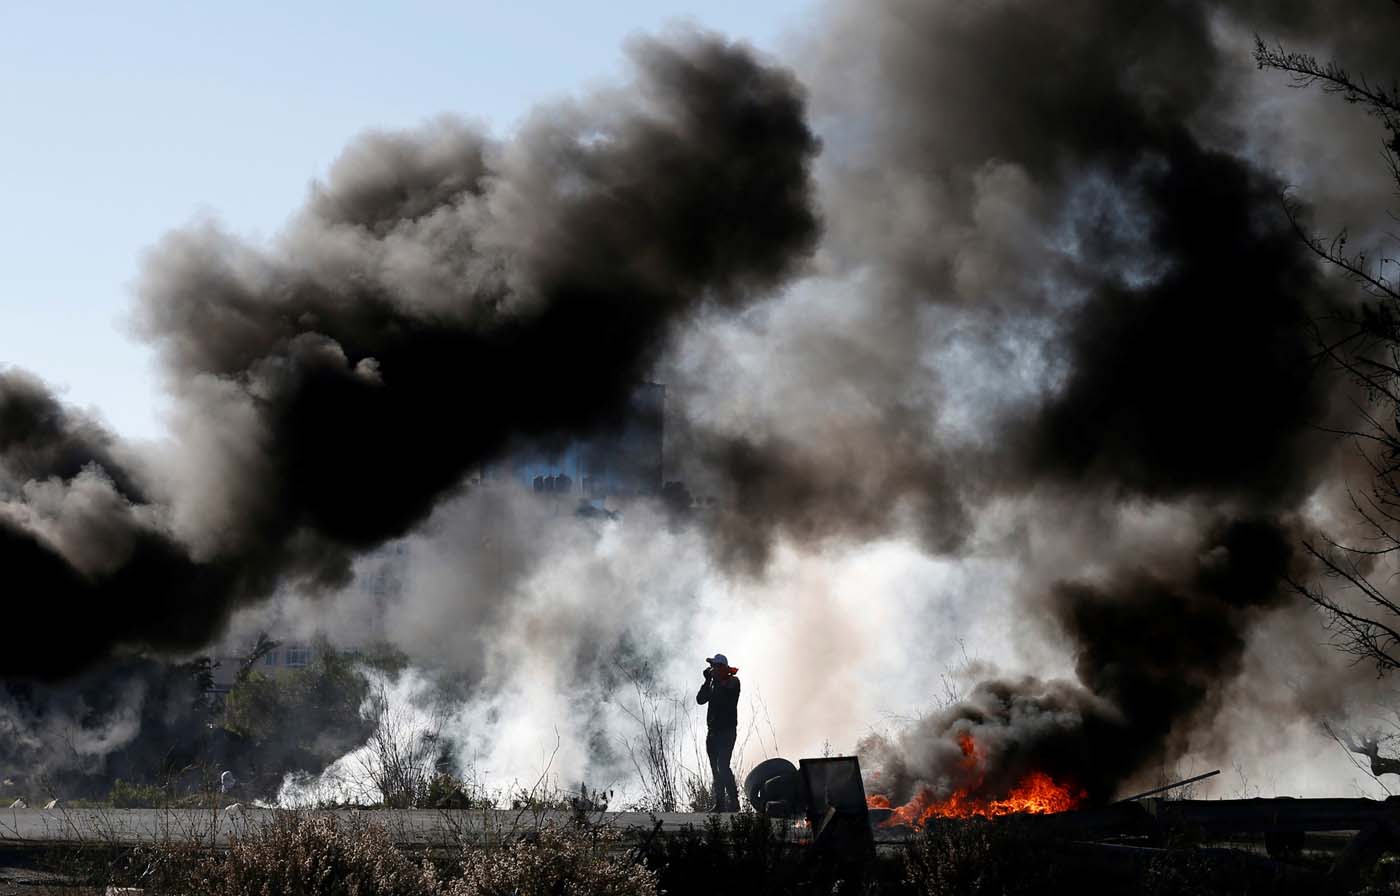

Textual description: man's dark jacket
[696,674,740,728]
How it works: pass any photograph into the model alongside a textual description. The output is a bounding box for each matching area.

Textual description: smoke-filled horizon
[3,0,1399,803]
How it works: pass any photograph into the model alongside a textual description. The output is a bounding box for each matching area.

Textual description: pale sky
[0,1,814,440]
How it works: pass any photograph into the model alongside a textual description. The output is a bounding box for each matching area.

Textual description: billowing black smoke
[687,0,1337,567]
[0,32,818,680]
[1030,131,1325,504]
[0,658,212,795]
[3,0,1395,804]
[699,0,1386,803]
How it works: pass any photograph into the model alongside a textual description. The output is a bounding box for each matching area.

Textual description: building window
[284,646,312,668]
[263,651,278,666]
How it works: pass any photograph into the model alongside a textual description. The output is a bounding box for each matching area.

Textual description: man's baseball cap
[706,654,729,667]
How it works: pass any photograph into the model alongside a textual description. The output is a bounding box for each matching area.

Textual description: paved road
[0,807,801,847]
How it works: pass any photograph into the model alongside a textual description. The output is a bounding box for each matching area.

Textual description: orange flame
[866,733,1084,827]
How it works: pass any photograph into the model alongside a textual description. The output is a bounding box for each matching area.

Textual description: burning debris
[866,733,1084,827]
[867,771,1081,825]
[850,516,1300,820]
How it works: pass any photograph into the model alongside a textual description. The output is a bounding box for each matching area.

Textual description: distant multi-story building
[499,383,665,503]
[206,642,322,694]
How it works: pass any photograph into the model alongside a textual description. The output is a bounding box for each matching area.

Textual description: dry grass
[59,812,660,896]
[449,827,657,896]
[136,815,441,896]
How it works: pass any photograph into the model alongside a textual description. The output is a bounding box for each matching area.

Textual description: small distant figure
[696,653,741,812]
[220,770,237,794]
[556,473,572,493]
[533,475,545,493]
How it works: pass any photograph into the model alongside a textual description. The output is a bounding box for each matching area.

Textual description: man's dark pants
[706,726,739,811]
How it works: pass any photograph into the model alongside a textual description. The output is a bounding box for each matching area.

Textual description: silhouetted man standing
[697,652,740,812]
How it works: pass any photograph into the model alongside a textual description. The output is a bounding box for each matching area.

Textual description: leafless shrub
[681,771,713,814]
[617,684,717,813]
[292,678,451,808]
[359,683,449,809]
[139,814,443,896]
[904,819,1072,896]
[118,812,658,896]
[617,674,686,813]
[447,826,657,896]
